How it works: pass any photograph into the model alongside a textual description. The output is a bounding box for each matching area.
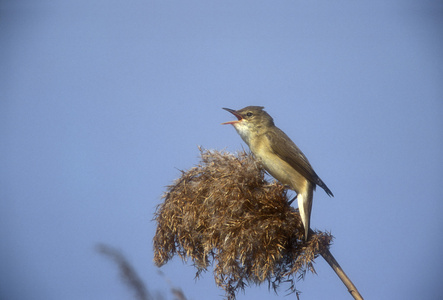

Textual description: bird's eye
[246,112,253,117]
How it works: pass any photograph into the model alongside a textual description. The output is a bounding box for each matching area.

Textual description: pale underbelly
[255,151,307,194]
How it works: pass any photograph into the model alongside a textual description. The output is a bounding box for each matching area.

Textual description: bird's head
[222,106,274,143]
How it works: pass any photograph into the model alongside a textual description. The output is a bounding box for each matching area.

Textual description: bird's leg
[288,194,298,205]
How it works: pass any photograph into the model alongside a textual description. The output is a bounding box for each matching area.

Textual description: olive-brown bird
[222,106,333,241]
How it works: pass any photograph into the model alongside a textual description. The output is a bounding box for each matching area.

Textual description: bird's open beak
[221,108,242,125]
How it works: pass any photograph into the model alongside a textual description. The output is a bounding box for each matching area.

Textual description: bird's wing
[265,128,334,197]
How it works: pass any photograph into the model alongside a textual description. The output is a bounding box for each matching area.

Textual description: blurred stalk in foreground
[153,148,363,300]
[97,244,187,300]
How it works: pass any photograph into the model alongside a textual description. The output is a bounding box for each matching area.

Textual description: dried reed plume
[153,148,342,299]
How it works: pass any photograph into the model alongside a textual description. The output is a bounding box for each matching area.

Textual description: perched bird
[222,106,333,241]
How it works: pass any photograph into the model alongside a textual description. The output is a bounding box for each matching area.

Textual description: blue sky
[1,1,442,299]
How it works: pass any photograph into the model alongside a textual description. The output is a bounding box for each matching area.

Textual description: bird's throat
[233,121,260,147]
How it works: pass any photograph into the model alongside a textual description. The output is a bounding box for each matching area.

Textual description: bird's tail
[297,189,313,241]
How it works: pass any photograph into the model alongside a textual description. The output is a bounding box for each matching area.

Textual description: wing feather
[265,128,334,197]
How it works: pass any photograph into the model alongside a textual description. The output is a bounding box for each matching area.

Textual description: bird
[222,106,333,241]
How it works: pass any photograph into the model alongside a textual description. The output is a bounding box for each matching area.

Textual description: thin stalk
[320,248,364,300]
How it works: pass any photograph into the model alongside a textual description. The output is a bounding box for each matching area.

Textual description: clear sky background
[1,1,442,299]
